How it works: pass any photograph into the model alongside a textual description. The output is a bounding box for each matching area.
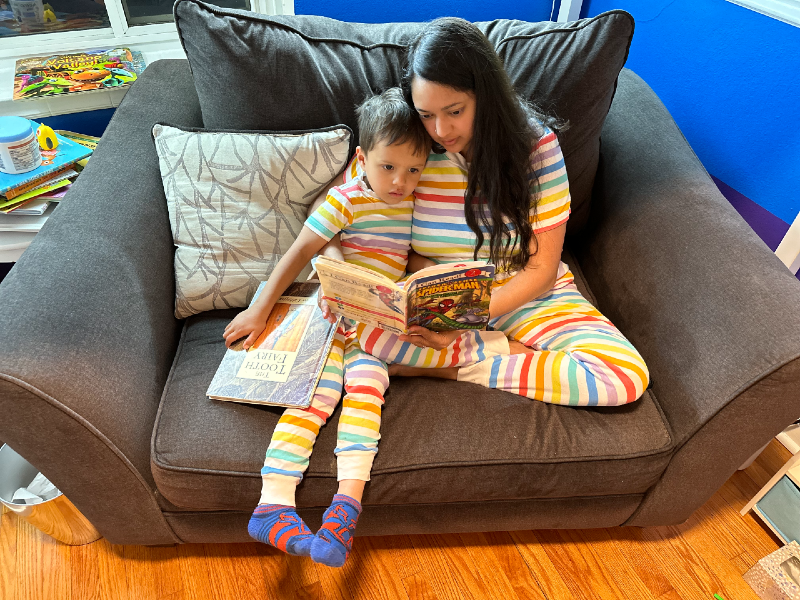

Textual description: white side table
[0,205,55,263]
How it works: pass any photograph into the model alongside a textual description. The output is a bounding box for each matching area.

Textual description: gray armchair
[1,8,798,546]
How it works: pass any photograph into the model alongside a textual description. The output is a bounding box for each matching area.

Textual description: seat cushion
[151,252,673,511]
[174,0,634,235]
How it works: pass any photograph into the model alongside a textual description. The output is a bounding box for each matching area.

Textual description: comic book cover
[206,282,338,408]
[405,265,494,331]
[13,48,146,100]
[314,256,494,334]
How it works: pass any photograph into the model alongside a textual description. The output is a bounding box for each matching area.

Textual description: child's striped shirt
[343,127,571,287]
[305,174,413,282]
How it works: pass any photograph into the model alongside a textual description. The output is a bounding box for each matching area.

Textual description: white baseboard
[777,424,800,455]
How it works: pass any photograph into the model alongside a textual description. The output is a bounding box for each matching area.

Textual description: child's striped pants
[357,270,649,407]
[259,320,388,507]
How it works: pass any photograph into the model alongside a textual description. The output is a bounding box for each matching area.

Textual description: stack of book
[0,126,96,216]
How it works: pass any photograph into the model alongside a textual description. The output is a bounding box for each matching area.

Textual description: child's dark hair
[356,87,431,157]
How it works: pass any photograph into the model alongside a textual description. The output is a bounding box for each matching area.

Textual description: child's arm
[223,226,330,349]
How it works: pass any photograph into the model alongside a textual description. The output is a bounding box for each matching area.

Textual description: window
[0,0,293,58]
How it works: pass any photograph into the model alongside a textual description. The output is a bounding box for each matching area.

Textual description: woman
[323,17,649,406]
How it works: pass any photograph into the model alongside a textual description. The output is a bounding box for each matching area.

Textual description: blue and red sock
[311,494,362,567]
[248,504,314,557]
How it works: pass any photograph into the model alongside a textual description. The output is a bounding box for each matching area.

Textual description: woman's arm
[399,222,565,350]
[488,222,566,318]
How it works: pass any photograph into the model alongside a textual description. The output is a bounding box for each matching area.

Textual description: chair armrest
[574,68,800,524]
[0,60,202,544]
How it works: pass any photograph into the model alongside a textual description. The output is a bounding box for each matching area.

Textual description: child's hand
[317,288,337,324]
[223,308,267,350]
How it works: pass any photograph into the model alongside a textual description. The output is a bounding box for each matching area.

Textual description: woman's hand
[398,327,467,350]
[223,307,268,350]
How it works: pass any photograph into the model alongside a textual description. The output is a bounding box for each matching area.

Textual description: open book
[314,256,495,334]
[207,281,337,408]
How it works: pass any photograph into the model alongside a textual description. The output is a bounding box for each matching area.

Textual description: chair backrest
[174,0,634,235]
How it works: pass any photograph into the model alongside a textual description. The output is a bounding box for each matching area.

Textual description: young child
[222,88,431,568]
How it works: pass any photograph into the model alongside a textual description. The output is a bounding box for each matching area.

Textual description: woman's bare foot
[509,340,536,354]
[388,364,458,380]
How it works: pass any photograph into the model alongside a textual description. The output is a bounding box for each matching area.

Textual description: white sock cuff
[259,473,299,507]
[336,452,375,482]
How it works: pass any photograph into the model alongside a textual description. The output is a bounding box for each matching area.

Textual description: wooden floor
[0,440,791,600]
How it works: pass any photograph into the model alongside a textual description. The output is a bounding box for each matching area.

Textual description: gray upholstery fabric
[152,252,672,512]
[175,0,633,234]
[578,69,800,525]
[164,494,644,543]
[0,60,201,544]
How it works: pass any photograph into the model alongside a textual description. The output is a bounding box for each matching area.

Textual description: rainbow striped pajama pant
[259,320,388,507]
[357,270,649,407]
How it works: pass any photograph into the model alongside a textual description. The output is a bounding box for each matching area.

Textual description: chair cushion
[152,123,352,318]
[174,0,634,235]
[151,251,673,511]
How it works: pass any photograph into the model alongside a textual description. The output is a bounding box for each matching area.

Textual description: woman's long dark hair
[403,18,560,272]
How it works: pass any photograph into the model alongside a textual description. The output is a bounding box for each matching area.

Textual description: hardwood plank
[403,573,440,600]
[175,544,216,600]
[256,546,314,600]
[576,528,658,600]
[656,591,682,600]
[17,520,70,600]
[370,535,423,580]
[410,533,488,600]
[122,544,181,600]
[480,531,547,600]
[717,480,783,556]
[98,543,131,600]
[635,526,721,600]
[668,510,761,600]
[510,529,576,600]
[71,540,101,600]
[730,550,757,577]
[535,529,623,600]
[331,535,409,600]
[605,527,673,598]
[0,512,17,600]
[459,532,525,600]
[314,554,354,600]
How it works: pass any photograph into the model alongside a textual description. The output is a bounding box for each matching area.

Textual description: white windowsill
[0,34,187,119]
[725,0,800,28]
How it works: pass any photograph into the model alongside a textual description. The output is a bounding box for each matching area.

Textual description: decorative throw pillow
[174,0,633,235]
[152,123,352,319]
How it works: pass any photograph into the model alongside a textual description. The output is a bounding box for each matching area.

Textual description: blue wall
[294,0,557,24]
[581,0,800,225]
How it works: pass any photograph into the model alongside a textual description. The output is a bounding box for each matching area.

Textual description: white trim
[775,208,800,274]
[725,0,800,28]
[556,0,583,22]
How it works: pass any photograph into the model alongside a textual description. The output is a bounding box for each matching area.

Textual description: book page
[314,257,407,334]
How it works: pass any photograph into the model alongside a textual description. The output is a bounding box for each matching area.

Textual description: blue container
[0,116,42,175]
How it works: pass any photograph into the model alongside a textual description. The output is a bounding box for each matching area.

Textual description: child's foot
[248,504,314,557]
[310,494,362,567]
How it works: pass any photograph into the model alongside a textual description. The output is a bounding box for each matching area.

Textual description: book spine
[4,164,73,199]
